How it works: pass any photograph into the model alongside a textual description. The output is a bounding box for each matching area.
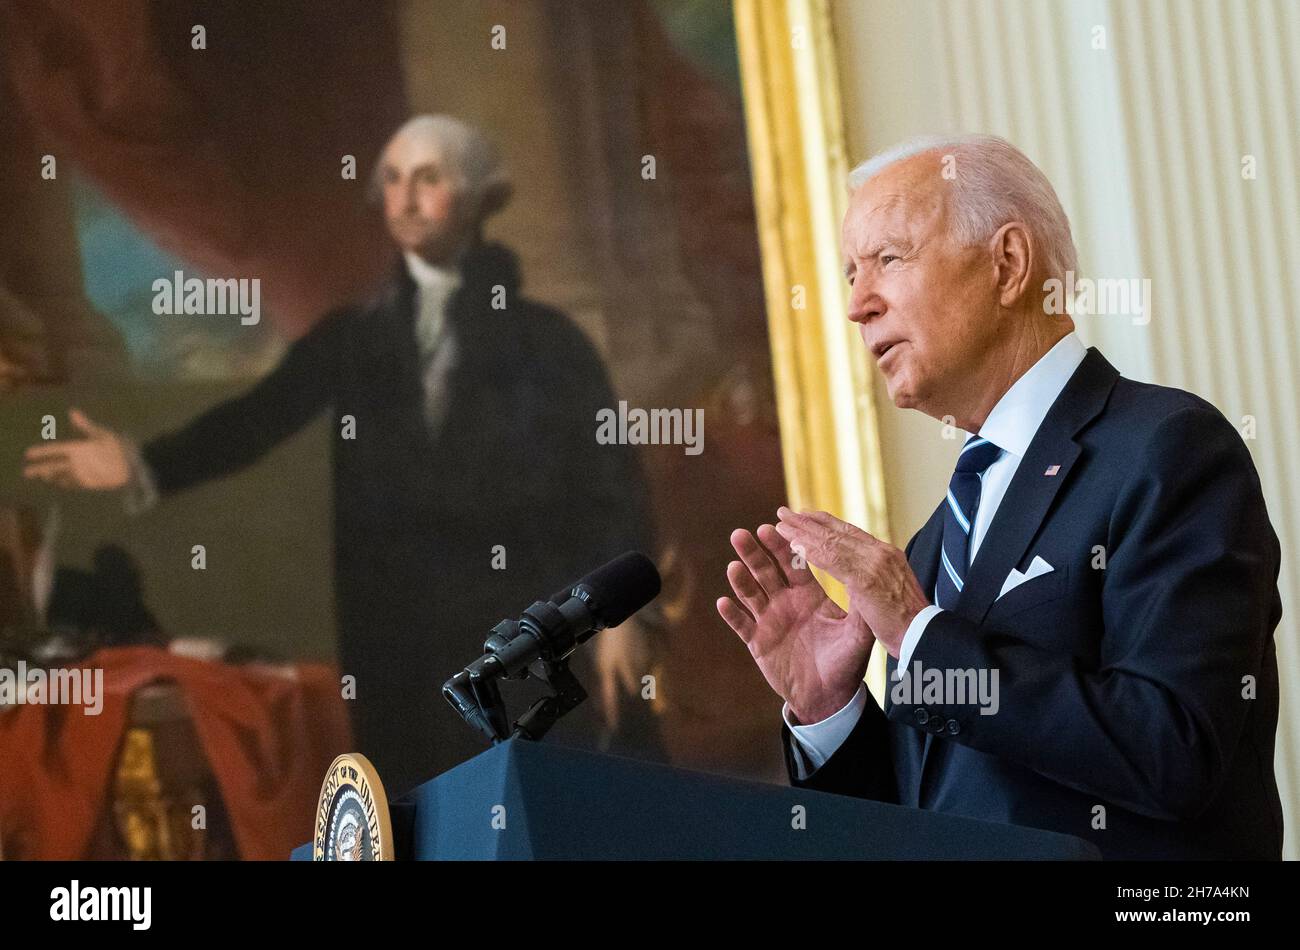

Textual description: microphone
[442,552,660,742]
[549,550,662,633]
[486,551,660,677]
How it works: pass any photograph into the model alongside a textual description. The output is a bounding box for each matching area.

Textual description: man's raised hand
[22,408,132,491]
[716,523,875,725]
[774,506,930,657]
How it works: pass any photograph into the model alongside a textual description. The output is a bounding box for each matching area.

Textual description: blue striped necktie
[935,435,1004,609]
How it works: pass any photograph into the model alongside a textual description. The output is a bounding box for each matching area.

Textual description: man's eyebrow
[864,233,914,256]
[385,161,441,178]
[843,230,915,274]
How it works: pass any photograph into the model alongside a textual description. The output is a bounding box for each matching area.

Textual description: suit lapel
[911,347,1119,797]
[956,441,1080,623]
[956,348,1117,625]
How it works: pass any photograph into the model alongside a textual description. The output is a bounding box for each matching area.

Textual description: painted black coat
[144,243,653,793]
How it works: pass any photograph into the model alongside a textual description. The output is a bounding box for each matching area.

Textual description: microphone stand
[510,658,587,741]
[443,611,591,744]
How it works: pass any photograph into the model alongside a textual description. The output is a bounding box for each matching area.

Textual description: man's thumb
[69,408,107,438]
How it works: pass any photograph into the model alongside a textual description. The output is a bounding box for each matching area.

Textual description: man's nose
[847,281,885,323]
[401,176,420,212]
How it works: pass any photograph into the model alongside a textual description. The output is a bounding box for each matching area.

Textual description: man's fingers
[778,507,882,564]
[791,506,880,545]
[23,444,71,462]
[773,519,819,554]
[774,523,849,582]
[716,596,755,642]
[756,523,813,584]
[23,459,71,481]
[779,505,848,531]
[729,528,787,598]
[795,544,846,582]
[726,559,768,613]
[69,408,107,438]
[776,506,833,543]
[799,509,838,524]
[776,505,805,524]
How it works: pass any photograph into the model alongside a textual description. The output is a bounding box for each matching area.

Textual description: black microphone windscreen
[550,551,661,628]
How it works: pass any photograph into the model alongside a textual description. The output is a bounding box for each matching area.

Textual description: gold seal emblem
[313,753,394,861]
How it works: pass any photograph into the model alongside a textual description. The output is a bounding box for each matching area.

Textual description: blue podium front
[293,738,1100,860]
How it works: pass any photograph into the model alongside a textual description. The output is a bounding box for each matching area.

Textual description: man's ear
[990,222,1034,307]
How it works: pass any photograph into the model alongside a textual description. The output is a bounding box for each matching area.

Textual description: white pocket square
[997,555,1054,600]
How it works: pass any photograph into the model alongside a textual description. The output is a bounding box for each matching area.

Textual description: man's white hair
[371,114,513,219]
[847,134,1078,283]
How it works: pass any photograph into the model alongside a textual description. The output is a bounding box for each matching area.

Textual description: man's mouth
[872,339,905,362]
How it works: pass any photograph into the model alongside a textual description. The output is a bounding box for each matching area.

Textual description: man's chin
[886,378,917,409]
[387,224,436,249]
[387,233,422,253]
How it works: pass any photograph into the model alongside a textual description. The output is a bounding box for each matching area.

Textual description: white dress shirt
[403,250,461,357]
[403,251,463,436]
[784,332,1088,777]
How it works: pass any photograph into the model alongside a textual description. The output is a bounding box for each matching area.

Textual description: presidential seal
[313,753,394,861]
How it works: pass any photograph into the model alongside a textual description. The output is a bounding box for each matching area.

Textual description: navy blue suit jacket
[783,347,1284,859]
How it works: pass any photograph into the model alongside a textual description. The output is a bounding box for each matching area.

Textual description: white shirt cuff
[122,437,160,516]
[897,604,944,673]
[782,684,868,779]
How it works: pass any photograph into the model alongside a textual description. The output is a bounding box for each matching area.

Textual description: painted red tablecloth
[0,646,351,859]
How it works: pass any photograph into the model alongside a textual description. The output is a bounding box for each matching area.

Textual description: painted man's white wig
[848,134,1078,283]
[372,114,513,219]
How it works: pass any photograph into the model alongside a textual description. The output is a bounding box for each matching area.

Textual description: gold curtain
[733,0,893,705]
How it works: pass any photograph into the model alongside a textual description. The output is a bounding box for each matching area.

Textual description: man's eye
[881,254,899,266]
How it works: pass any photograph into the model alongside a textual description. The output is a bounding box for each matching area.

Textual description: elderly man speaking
[717,134,1283,860]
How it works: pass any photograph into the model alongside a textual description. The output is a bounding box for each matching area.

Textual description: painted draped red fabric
[0,646,351,860]
[0,0,408,337]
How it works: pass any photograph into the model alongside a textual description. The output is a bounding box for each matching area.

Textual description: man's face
[841,153,1001,416]
[379,135,474,263]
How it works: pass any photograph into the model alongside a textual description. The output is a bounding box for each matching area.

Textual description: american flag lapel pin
[1044,464,1061,476]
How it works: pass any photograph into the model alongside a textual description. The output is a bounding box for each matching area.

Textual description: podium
[293,738,1099,860]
